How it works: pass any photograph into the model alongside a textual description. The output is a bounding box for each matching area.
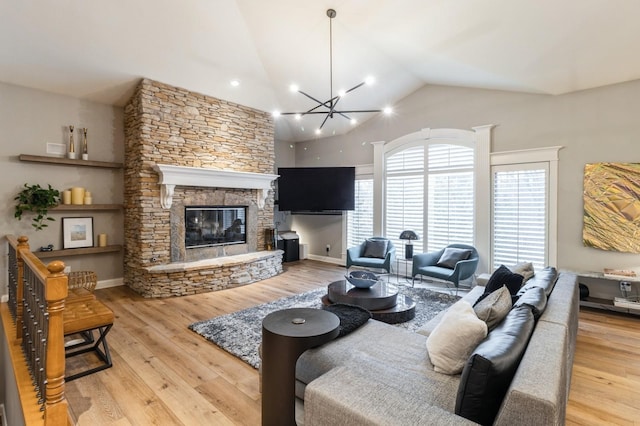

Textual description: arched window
[385,142,474,256]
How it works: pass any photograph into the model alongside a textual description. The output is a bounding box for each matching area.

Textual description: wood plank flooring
[64,260,640,425]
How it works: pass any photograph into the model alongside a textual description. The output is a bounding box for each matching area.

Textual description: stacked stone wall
[123,78,277,297]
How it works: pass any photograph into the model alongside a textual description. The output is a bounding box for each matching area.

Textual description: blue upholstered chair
[411,244,479,289]
[346,237,396,274]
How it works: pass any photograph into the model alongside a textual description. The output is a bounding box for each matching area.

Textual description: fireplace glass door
[185,206,247,249]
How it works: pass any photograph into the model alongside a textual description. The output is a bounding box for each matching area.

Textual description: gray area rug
[189,286,459,369]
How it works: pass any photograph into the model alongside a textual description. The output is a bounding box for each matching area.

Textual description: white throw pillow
[510,262,535,282]
[426,300,488,375]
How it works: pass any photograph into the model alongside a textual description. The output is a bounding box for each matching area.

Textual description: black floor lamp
[399,230,419,259]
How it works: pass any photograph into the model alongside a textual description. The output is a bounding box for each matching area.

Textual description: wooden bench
[63,298,115,381]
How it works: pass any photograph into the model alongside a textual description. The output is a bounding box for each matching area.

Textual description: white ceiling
[2,0,640,142]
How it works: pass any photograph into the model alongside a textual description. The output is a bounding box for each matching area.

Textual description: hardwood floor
[566,308,640,426]
[64,261,640,425]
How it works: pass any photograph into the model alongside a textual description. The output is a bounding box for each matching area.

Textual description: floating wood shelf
[19,154,123,169]
[34,245,122,259]
[51,204,123,211]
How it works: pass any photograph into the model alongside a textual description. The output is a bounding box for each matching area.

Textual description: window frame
[491,162,549,269]
[490,146,562,269]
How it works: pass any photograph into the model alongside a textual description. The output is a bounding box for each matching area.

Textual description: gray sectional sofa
[295,268,579,425]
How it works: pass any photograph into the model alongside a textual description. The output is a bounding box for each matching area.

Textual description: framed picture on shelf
[62,217,94,249]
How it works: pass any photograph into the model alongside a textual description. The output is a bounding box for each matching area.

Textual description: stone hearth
[123,78,281,297]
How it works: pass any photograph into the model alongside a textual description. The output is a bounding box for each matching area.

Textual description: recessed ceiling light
[230,79,240,87]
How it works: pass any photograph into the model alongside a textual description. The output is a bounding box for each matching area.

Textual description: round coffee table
[323,280,416,324]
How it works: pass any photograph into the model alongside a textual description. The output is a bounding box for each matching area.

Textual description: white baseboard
[0,295,8,303]
[96,278,124,289]
[307,254,345,267]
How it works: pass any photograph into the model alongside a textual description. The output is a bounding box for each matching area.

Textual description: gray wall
[0,82,124,296]
[3,77,640,285]
[284,80,640,274]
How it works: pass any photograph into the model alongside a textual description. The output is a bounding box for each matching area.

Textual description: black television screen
[277,167,355,212]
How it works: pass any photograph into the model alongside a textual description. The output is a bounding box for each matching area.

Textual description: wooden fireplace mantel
[152,164,279,209]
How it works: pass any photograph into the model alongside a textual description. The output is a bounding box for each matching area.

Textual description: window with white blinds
[347,178,374,248]
[427,144,475,251]
[385,146,425,253]
[384,144,474,255]
[492,164,548,270]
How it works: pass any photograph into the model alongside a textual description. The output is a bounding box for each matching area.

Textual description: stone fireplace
[123,79,282,297]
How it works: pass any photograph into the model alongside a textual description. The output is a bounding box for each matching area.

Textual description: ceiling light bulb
[230,79,240,87]
[338,89,346,97]
[315,129,321,135]
[294,113,302,120]
[350,118,357,125]
[383,106,393,115]
[365,76,375,85]
[272,111,281,118]
[289,84,299,92]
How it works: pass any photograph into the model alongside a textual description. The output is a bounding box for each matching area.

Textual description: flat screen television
[277,167,355,213]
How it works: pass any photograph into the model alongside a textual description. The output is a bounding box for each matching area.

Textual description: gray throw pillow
[436,247,472,269]
[363,239,388,258]
[473,285,512,330]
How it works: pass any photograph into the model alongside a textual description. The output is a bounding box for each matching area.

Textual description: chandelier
[274,9,391,134]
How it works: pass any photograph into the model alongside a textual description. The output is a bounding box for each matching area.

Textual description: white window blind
[427,144,475,251]
[385,146,424,253]
[492,164,548,270]
[347,178,374,248]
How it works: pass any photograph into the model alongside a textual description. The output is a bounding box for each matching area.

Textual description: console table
[576,271,640,316]
[261,308,339,426]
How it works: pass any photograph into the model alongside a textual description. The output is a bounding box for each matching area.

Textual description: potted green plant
[14,183,61,230]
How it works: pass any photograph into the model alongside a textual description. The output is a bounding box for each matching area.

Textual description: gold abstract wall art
[583,163,640,253]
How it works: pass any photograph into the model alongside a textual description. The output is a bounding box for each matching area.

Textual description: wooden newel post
[44,260,69,425]
[16,235,29,339]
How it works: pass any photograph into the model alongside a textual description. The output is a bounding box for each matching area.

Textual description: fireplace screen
[185,206,247,249]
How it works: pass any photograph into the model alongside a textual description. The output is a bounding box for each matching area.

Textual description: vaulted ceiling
[2,1,640,142]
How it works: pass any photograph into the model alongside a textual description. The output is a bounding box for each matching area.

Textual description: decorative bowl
[345,271,379,288]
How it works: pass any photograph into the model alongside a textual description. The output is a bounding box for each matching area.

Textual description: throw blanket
[322,304,372,337]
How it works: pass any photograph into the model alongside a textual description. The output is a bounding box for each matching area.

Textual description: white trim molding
[153,164,279,209]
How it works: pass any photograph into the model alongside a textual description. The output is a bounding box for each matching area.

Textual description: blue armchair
[346,237,396,274]
[411,244,479,288]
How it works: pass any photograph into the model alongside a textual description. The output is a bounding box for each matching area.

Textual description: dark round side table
[261,307,339,426]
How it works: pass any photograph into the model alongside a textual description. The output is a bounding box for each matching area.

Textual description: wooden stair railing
[4,235,70,425]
